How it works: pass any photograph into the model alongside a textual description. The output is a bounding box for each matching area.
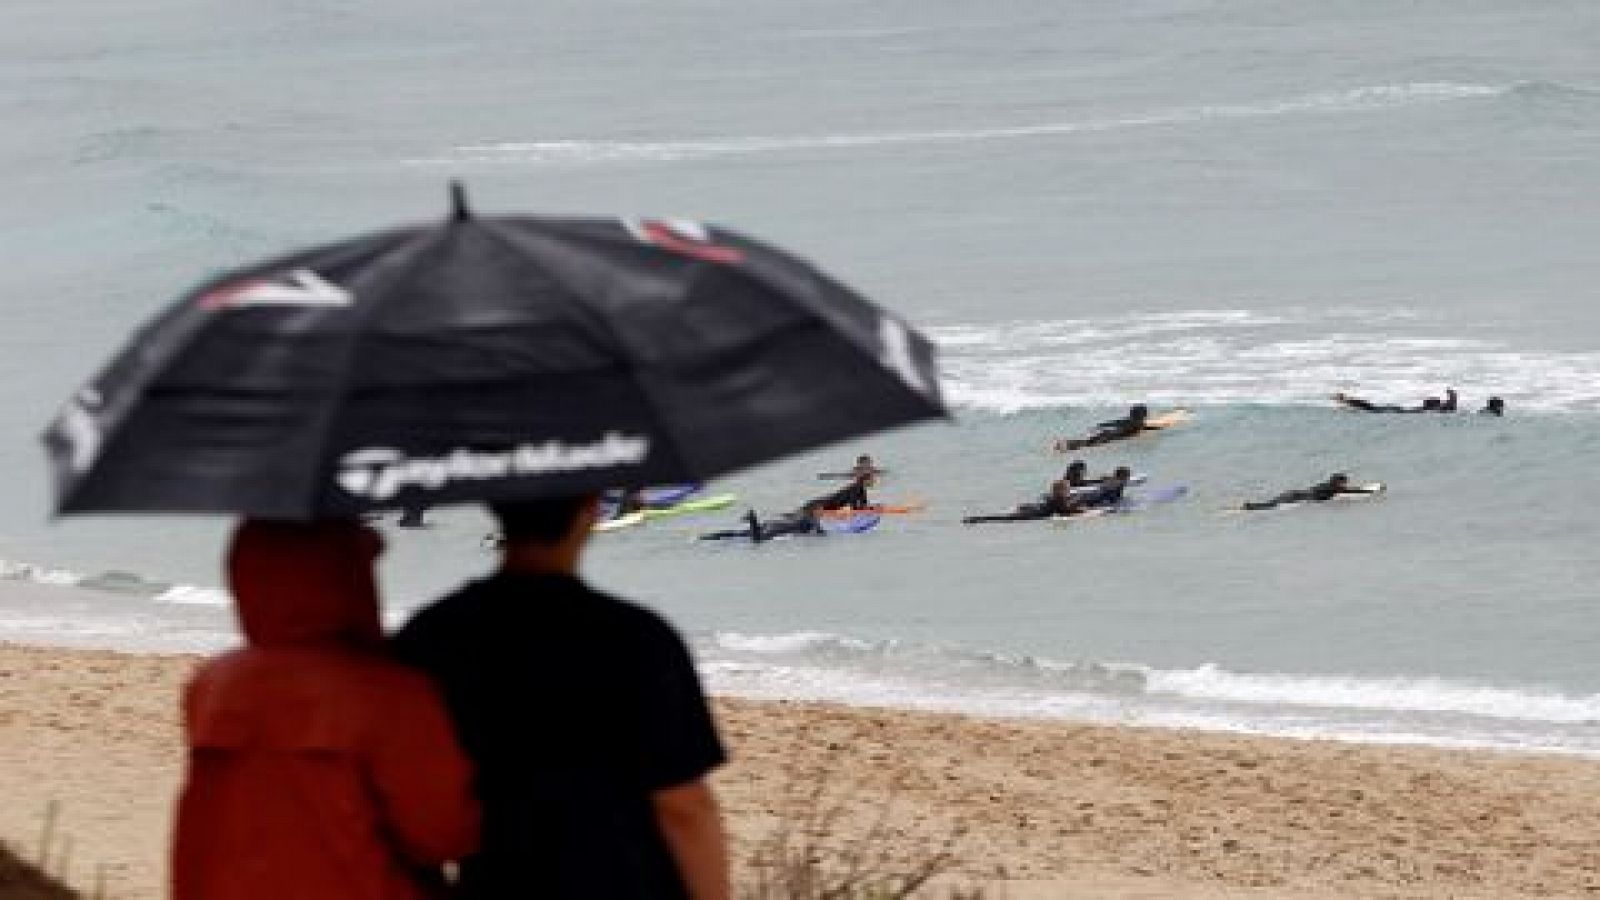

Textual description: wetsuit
[1338,395,1440,414]
[699,510,823,543]
[1078,480,1128,508]
[397,503,428,528]
[1440,390,1458,413]
[1059,417,1146,451]
[1242,480,1361,511]
[805,479,870,513]
[963,492,1080,525]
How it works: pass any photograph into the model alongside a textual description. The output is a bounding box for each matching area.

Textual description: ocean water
[2,0,1597,756]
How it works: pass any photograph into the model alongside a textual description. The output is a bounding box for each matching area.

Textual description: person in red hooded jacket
[173,520,478,900]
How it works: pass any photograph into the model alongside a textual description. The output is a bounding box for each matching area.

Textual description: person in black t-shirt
[392,496,729,900]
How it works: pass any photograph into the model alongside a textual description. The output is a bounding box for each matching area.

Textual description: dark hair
[1130,404,1148,417]
[1065,460,1086,472]
[1113,466,1131,478]
[1329,473,1349,484]
[490,495,595,544]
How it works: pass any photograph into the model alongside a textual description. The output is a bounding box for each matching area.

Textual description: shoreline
[3,642,1598,898]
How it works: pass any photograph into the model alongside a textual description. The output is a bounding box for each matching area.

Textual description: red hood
[228,520,384,647]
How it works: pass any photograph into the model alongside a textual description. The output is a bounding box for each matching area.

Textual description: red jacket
[174,521,478,900]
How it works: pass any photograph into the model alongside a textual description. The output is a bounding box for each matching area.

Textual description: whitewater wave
[701,630,1600,756]
[408,82,1508,168]
[0,556,226,605]
[930,308,1600,414]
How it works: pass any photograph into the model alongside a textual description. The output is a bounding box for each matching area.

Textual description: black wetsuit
[397,503,428,528]
[1339,395,1447,414]
[963,492,1080,525]
[809,480,869,512]
[1242,480,1360,511]
[1060,417,1146,450]
[699,511,824,543]
[1078,480,1128,508]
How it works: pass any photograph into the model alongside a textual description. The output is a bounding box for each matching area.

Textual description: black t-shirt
[391,572,725,900]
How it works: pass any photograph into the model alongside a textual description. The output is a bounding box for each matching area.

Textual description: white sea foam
[155,585,231,606]
[0,558,87,587]
[700,630,1600,756]
[408,82,1509,168]
[928,308,1600,414]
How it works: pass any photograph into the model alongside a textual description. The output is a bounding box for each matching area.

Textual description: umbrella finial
[449,181,472,222]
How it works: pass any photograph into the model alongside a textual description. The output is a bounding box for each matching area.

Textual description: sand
[1,641,1597,899]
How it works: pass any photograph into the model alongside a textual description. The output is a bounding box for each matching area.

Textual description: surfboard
[640,493,737,520]
[1145,408,1192,429]
[818,511,882,534]
[592,510,647,532]
[816,500,925,518]
[640,484,700,507]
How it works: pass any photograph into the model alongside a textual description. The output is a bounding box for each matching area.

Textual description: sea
[2,0,1597,757]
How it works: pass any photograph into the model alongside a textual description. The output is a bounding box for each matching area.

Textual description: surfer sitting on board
[1239,473,1375,511]
[805,470,877,513]
[1055,405,1166,451]
[1333,388,1454,414]
[962,480,1086,525]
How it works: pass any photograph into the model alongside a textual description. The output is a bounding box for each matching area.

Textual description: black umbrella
[44,185,946,519]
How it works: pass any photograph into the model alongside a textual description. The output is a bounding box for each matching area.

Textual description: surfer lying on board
[699,472,875,542]
[1239,473,1373,511]
[699,509,824,543]
[1333,388,1455,414]
[1054,405,1166,451]
[962,480,1081,525]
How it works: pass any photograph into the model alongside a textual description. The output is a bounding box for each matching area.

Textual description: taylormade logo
[336,434,651,500]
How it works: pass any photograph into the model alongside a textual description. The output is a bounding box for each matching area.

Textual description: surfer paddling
[1236,473,1382,511]
[1054,405,1184,452]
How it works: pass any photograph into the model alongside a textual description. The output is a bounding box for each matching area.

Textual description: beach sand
[1,641,1597,899]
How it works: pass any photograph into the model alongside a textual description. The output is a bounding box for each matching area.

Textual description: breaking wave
[930,308,1600,414]
[1,557,227,606]
[409,82,1509,168]
[700,630,1600,756]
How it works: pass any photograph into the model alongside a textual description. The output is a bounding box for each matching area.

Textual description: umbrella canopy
[43,186,946,519]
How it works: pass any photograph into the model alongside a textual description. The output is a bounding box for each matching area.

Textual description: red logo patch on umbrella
[198,269,354,311]
[625,219,744,264]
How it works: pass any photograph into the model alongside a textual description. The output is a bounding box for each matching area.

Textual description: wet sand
[1,642,1597,899]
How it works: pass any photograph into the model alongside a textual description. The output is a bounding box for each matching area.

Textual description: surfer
[1054,405,1168,451]
[698,509,824,543]
[1333,389,1453,414]
[962,480,1085,525]
[1239,473,1374,511]
[805,469,877,513]
[1077,467,1134,508]
[1061,459,1119,488]
[1480,396,1506,416]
